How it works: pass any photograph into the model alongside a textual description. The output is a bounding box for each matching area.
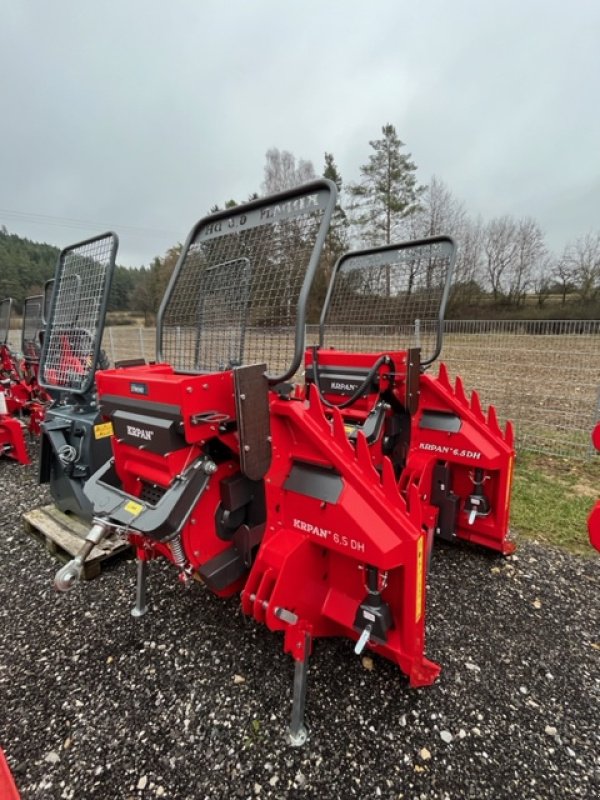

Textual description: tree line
[129,127,600,321]
[0,224,141,316]
[2,125,600,321]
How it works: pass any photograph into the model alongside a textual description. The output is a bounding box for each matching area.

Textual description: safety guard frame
[157,179,337,384]
[319,236,457,366]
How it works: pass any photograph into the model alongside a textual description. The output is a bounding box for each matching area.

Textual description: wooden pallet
[22,504,130,580]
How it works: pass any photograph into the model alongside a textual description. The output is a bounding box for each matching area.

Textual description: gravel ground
[0,451,598,800]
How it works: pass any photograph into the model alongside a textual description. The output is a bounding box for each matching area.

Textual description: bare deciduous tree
[404,176,465,239]
[560,232,600,301]
[532,253,555,307]
[553,254,577,305]
[482,216,518,301]
[262,148,316,195]
[452,216,485,306]
[509,218,546,306]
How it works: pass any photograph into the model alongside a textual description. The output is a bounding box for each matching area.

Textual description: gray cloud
[1,0,599,266]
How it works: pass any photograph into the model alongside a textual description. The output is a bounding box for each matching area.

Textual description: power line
[0,207,180,240]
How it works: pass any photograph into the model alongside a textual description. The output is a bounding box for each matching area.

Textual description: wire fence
[7,319,600,459]
[437,320,600,460]
[311,319,600,459]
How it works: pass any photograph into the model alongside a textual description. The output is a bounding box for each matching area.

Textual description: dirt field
[97,324,600,459]
[6,321,599,458]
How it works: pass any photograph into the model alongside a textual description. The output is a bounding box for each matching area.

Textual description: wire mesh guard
[321,238,455,364]
[43,279,55,324]
[40,233,117,393]
[0,298,12,345]
[21,295,44,363]
[159,183,335,379]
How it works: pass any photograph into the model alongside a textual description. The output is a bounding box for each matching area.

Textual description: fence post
[589,385,600,459]
[108,327,115,363]
[138,327,145,361]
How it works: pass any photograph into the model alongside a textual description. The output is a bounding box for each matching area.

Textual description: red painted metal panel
[0,749,20,800]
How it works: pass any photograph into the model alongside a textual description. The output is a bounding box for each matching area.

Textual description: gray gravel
[0,451,599,800]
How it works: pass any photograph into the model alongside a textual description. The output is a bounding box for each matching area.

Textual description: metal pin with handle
[468,496,481,525]
[354,624,372,655]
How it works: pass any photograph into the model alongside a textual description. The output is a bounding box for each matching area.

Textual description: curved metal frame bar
[319,235,457,366]
[39,231,119,396]
[157,179,337,384]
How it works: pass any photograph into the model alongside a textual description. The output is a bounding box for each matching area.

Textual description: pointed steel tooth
[470,389,485,421]
[356,431,379,480]
[331,407,354,456]
[381,457,400,501]
[504,420,515,448]
[487,404,502,438]
[454,376,468,406]
[308,386,327,427]
[438,362,451,390]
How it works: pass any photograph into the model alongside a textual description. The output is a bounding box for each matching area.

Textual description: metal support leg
[131,558,148,618]
[286,630,311,747]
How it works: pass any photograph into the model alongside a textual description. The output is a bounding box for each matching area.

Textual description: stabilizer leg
[287,629,311,747]
[131,556,149,618]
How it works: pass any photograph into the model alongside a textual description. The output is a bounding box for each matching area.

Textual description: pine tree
[348,124,425,248]
[322,152,349,262]
[302,153,351,323]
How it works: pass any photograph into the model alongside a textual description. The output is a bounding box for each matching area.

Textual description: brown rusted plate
[234,363,272,480]
[405,347,421,415]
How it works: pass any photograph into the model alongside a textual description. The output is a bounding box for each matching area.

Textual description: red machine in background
[588,424,600,552]
[0,290,55,463]
[12,292,54,435]
[55,182,515,745]
[0,297,30,464]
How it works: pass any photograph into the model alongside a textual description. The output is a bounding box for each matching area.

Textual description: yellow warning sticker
[415,536,424,623]
[123,500,144,517]
[94,421,114,440]
[505,456,514,514]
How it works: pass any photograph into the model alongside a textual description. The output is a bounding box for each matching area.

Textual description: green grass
[511,451,600,556]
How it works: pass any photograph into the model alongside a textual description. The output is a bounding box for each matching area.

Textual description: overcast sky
[1,0,599,267]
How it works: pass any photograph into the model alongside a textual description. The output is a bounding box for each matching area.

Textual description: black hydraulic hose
[310,346,392,410]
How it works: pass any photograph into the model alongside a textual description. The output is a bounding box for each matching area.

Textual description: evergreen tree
[0,228,58,308]
[348,124,425,248]
[324,153,349,257]
[304,153,351,323]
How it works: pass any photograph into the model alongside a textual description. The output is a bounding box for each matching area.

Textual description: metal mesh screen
[21,295,44,363]
[321,238,455,364]
[40,233,117,393]
[0,298,12,345]
[43,279,55,324]
[159,182,335,380]
[195,258,251,371]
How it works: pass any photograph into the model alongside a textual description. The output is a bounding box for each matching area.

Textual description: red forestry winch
[38,233,117,519]
[0,289,56,463]
[55,181,515,745]
[0,297,28,463]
